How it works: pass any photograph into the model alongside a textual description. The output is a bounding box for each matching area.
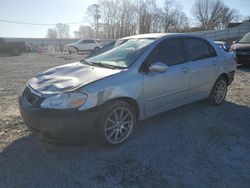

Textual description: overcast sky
[0,0,249,38]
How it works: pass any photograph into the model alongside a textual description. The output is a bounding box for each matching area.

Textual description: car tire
[97,100,136,146]
[208,76,228,105]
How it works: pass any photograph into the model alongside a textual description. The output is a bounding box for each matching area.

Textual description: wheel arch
[102,97,140,120]
[70,45,79,51]
[218,73,229,85]
[89,96,140,138]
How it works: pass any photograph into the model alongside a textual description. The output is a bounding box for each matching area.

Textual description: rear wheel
[97,101,136,146]
[208,77,228,105]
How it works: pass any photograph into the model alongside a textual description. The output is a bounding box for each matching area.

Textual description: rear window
[84,40,94,43]
[78,40,95,44]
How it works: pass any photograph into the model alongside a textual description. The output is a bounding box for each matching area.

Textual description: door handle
[181,67,188,73]
[212,60,217,65]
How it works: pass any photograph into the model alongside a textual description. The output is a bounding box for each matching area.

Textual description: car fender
[78,69,145,120]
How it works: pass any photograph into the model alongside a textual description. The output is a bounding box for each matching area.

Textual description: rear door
[183,37,218,101]
[143,38,190,116]
[79,40,95,51]
[85,40,96,51]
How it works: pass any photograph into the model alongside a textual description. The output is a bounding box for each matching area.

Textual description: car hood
[27,62,121,95]
[231,43,250,51]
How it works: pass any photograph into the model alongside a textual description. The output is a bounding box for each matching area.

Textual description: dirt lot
[0,53,250,187]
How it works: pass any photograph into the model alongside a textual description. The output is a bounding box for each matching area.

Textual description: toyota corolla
[19,33,237,146]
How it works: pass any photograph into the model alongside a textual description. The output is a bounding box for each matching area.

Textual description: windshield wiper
[81,59,122,69]
[91,62,121,69]
[80,59,93,66]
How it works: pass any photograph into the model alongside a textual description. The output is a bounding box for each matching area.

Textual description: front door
[143,38,189,117]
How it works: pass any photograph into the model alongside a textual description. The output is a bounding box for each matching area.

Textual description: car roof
[120,33,198,40]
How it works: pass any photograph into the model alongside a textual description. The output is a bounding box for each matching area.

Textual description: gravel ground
[0,53,250,188]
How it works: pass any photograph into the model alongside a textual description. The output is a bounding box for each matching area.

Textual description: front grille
[23,87,40,105]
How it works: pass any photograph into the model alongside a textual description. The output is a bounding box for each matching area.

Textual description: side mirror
[149,62,168,73]
[232,41,237,44]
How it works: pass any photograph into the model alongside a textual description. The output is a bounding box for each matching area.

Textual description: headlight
[40,93,87,109]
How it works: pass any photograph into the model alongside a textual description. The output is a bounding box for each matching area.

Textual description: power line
[0,18,84,26]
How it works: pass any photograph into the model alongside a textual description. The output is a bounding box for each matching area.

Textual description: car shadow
[0,101,250,187]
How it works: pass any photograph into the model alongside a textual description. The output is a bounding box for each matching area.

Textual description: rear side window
[147,38,185,66]
[183,38,217,61]
[82,40,94,44]
[86,40,95,43]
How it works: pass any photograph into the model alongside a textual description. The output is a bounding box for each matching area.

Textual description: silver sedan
[19,33,237,146]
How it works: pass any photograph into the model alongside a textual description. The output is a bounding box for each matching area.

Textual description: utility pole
[93,4,101,39]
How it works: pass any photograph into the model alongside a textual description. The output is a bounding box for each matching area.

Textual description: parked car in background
[214,41,230,52]
[65,39,102,53]
[230,32,250,65]
[19,33,237,146]
[0,38,26,56]
[87,38,129,58]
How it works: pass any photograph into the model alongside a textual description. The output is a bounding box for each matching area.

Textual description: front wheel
[97,101,136,146]
[208,77,228,105]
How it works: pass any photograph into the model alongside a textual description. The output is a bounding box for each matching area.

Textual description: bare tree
[87,4,101,38]
[98,0,120,39]
[116,0,138,37]
[96,0,138,39]
[150,8,164,33]
[55,23,70,38]
[137,0,158,34]
[162,0,189,32]
[85,0,191,39]
[46,28,57,39]
[192,0,239,30]
[74,25,95,38]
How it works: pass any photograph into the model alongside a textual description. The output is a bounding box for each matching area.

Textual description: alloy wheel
[104,107,134,144]
[213,80,227,104]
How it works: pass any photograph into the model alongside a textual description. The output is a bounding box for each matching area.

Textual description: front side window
[85,38,155,68]
[147,38,185,66]
[184,38,216,61]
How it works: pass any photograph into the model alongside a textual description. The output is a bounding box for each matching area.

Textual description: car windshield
[84,38,155,69]
[238,33,250,43]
